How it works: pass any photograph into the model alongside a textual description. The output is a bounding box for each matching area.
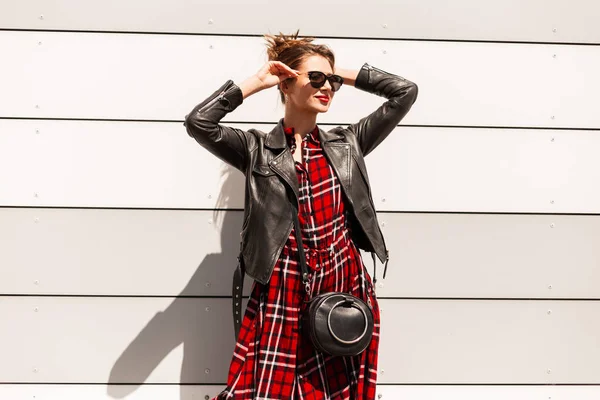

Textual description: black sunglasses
[301,71,344,92]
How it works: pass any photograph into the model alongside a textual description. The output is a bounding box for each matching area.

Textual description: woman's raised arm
[184,62,298,171]
[343,63,418,156]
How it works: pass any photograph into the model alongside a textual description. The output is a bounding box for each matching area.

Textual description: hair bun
[264,30,315,61]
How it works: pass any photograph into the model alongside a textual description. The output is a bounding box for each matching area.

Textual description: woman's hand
[239,61,299,99]
[334,67,359,87]
[256,61,300,88]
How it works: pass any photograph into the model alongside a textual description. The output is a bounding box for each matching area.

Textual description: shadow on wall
[107,165,245,400]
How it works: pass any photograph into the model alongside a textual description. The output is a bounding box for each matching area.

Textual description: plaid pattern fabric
[216,126,380,400]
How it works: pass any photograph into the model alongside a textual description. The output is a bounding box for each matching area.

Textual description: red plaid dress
[216,126,380,399]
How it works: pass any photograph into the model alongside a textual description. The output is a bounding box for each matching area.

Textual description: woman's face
[283,55,335,114]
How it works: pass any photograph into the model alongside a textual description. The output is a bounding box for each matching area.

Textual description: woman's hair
[264,30,335,103]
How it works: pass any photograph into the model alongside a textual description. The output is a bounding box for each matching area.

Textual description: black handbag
[231,201,375,357]
[291,201,374,357]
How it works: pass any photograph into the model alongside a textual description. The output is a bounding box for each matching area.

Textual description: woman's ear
[280,80,289,95]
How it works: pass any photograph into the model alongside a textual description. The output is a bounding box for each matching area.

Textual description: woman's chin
[300,102,331,114]
[313,104,331,114]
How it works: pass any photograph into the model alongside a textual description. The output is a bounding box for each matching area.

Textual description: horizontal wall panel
[1,32,598,128]
[377,213,600,298]
[1,297,599,383]
[1,0,598,44]
[380,300,600,384]
[2,119,600,213]
[379,386,600,399]
[0,208,253,297]
[3,385,600,400]
[0,384,220,400]
[0,297,242,384]
[2,208,600,299]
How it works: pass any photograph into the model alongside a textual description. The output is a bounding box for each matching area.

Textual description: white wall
[1,1,599,399]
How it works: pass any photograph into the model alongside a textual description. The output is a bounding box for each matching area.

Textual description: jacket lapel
[266,121,299,200]
[270,150,299,201]
[319,128,352,196]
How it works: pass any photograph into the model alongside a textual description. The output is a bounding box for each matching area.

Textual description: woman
[184,32,418,399]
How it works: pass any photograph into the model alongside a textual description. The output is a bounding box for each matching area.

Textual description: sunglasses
[299,71,344,92]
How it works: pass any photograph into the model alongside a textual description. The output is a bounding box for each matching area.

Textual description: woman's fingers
[271,61,299,79]
[281,62,300,76]
[254,61,300,89]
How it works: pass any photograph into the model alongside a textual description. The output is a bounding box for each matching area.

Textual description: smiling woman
[183,31,418,399]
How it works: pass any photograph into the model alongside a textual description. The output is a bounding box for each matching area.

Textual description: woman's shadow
[107,165,251,399]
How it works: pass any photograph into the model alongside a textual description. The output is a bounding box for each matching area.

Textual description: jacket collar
[265,120,287,149]
[318,127,345,143]
[265,119,344,149]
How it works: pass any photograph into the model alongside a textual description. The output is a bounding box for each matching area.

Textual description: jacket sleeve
[348,63,418,156]
[183,80,251,172]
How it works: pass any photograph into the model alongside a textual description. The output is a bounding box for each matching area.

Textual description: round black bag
[302,292,374,356]
[290,197,374,357]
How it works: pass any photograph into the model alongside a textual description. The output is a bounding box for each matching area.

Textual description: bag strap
[290,200,312,295]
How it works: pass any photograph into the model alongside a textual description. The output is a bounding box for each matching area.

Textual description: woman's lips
[316,96,330,103]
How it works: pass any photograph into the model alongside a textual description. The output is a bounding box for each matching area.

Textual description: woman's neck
[283,106,317,138]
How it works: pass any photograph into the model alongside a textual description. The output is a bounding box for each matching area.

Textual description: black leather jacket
[184,63,418,284]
